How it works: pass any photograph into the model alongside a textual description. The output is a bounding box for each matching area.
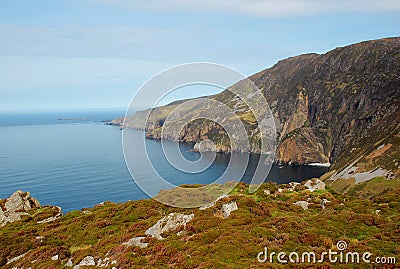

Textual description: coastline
[110,122,333,169]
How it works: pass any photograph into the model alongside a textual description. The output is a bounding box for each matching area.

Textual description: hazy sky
[0,0,399,112]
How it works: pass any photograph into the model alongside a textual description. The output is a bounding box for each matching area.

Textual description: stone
[145,213,194,240]
[122,237,149,248]
[73,256,95,269]
[4,190,27,212]
[294,201,309,210]
[288,182,301,191]
[97,257,112,267]
[51,255,58,261]
[304,179,325,192]
[35,236,44,243]
[289,182,301,188]
[7,253,27,265]
[4,190,40,212]
[0,190,42,226]
[65,258,73,267]
[221,201,238,218]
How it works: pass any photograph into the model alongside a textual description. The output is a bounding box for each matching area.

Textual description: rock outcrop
[145,213,194,240]
[73,256,96,269]
[122,212,197,250]
[0,190,41,226]
[304,179,326,192]
[221,201,238,218]
[68,255,117,268]
[294,201,310,210]
[122,236,149,248]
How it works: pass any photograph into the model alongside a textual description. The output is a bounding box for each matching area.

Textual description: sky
[0,0,399,112]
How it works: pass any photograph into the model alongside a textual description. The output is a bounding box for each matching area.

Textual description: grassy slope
[1,183,399,268]
[324,129,400,197]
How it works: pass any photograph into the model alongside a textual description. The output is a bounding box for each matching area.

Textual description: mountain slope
[120,37,400,192]
[252,37,400,167]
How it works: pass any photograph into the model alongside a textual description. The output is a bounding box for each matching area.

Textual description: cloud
[0,24,279,64]
[0,25,183,58]
[84,0,400,18]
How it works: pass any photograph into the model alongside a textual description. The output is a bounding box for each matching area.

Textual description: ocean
[0,110,329,212]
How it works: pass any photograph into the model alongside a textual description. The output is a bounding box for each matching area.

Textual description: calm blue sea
[0,111,328,212]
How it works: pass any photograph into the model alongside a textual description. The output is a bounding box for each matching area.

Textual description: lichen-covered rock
[221,201,238,218]
[0,190,41,226]
[73,256,95,269]
[145,213,194,240]
[4,190,40,212]
[294,201,310,210]
[122,236,149,248]
[304,179,326,192]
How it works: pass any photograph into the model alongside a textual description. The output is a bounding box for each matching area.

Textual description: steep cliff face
[250,38,400,167]
[122,37,400,171]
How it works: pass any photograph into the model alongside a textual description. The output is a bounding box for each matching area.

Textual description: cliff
[122,38,399,167]
[119,38,400,191]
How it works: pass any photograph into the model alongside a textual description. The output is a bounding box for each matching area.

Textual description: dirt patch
[366,143,392,160]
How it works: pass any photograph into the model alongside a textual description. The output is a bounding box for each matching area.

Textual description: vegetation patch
[1,182,399,268]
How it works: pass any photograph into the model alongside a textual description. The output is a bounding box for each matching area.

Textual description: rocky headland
[115,37,400,196]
